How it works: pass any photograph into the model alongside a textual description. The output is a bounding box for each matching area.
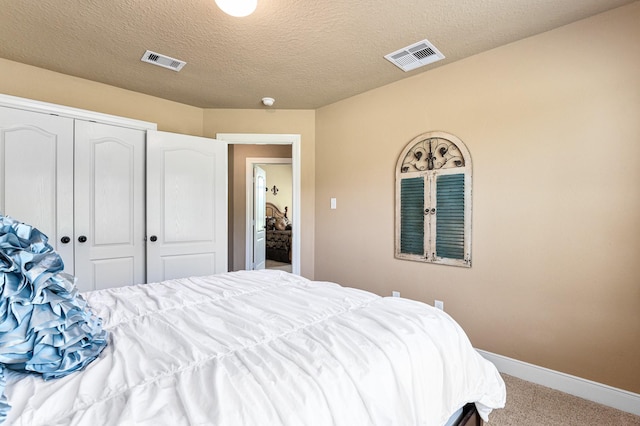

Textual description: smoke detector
[384,39,445,72]
[141,50,186,72]
[262,97,275,107]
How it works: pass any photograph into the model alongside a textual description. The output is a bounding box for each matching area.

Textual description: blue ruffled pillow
[0,215,108,422]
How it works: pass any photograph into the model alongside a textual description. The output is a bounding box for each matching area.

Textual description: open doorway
[218,133,301,275]
[250,160,292,272]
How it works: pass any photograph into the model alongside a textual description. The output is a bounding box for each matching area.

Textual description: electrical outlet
[392,291,400,298]
[434,300,444,311]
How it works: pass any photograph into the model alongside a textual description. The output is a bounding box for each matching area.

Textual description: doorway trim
[246,158,292,271]
[217,133,301,275]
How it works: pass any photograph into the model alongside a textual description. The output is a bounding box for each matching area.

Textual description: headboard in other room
[266,202,288,221]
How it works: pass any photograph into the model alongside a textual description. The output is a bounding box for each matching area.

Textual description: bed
[2,268,505,425]
[265,202,292,263]
[1,216,505,426]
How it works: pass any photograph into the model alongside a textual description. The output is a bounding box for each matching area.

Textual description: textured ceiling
[0,0,635,109]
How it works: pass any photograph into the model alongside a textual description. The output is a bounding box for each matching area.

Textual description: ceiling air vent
[141,50,186,72]
[384,39,445,72]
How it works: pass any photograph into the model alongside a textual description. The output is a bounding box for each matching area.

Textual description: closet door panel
[146,130,228,283]
[92,258,135,291]
[0,106,74,272]
[92,139,134,244]
[74,120,145,292]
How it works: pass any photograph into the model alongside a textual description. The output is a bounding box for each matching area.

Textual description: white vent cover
[384,39,445,72]
[141,50,186,72]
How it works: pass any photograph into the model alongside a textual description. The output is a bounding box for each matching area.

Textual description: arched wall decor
[395,131,472,267]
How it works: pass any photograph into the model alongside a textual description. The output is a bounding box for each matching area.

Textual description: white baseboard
[477,349,640,417]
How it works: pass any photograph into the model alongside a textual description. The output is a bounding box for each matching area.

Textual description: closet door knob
[78,235,87,243]
[150,235,158,242]
[60,236,71,244]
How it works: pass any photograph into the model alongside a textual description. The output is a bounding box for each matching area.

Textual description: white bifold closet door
[0,109,146,291]
[74,121,146,291]
[1,103,227,290]
[0,106,75,273]
[146,130,228,283]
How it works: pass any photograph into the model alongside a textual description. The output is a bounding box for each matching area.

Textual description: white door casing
[0,106,75,273]
[146,130,228,283]
[219,131,299,275]
[74,120,146,291]
[253,165,266,270]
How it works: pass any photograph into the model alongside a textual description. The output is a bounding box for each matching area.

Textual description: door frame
[246,158,292,271]
[217,133,301,275]
[0,93,156,131]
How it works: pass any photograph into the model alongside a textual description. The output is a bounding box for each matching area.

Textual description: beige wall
[264,164,293,214]
[314,3,640,393]
[203,109,316,278]
[0,58,204,136]
[226,144,292,271]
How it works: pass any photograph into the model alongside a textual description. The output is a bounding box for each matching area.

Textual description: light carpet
[265,260,292,273]
[489,374,640,425]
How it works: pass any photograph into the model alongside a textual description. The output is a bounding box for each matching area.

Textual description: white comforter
[5,270,505,425]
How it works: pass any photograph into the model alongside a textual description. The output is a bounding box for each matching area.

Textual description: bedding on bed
[266,229,292,263]
[4,270,505,425]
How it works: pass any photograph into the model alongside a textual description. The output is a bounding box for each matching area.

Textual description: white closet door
[146,130,228,283]
[74,120,146,291]
[0,106,75,273]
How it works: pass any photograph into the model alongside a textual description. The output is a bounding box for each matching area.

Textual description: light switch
[330,198,337,209]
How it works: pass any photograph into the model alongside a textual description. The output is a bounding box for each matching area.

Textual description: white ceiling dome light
[215,0,257,17]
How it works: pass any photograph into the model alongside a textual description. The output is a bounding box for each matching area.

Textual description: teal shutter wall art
[400,177,425,255]
[435,174,465,260]
[395,131,472,267]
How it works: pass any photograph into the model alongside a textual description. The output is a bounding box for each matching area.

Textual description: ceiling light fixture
[215,0,257,17]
